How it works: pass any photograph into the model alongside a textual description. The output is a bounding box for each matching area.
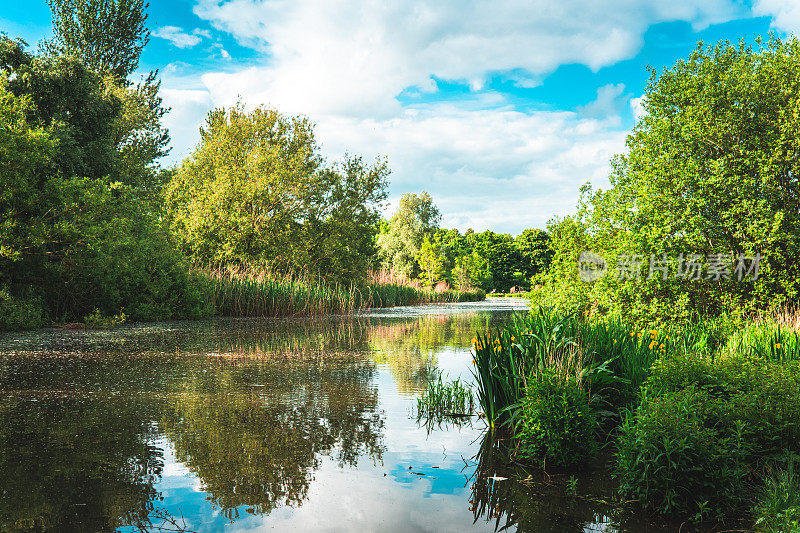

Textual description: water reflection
[2,300,593,532]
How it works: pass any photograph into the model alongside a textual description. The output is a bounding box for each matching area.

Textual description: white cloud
[312,105,627,232]
[578,83,628,121]
[629,95,646,122]
[190,0,741,118]
[152,26,209,49]
[155,0,748,233]
[753,0,800,34]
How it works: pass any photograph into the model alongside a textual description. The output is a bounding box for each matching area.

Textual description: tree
[515,228,553,283]
[44,0,170,191]
[416,237,446,287]
[544,37,800,319]
[46,0,150,82]
[164,105,388,281]
[0,37,204,328]
[377,191,441,277]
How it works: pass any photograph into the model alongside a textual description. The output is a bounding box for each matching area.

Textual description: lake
[0,298,617,532]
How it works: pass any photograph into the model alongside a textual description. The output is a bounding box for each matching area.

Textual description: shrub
[616,354,800,520]
[515,371,597,468]
[83,308,127,329]
[0,288,44,330]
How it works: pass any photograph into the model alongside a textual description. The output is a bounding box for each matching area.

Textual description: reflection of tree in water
[0,393,163,532]
[369,314,494,393]
[0,308,514,529]
[160,355,384,520]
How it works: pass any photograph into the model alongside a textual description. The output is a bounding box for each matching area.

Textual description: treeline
[375,192,552,293]
[0,0,482,331]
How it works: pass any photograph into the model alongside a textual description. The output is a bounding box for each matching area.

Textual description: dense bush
[0,288,44,331]
[515,372,597,468]
[616,354,800,520]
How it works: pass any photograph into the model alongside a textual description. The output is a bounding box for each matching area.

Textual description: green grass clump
[416,372,474,421]
[754,456,800,532]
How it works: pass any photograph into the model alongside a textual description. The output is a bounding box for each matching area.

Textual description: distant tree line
[376,192,553,292]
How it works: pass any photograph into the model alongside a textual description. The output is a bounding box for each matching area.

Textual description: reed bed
[199,268,485,318]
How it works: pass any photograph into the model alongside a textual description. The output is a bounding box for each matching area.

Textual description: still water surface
[0,298,616,532]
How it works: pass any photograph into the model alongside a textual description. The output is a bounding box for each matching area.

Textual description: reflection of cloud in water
[0,300,543,532]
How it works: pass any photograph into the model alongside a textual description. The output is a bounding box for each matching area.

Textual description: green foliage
[540,37,800,321]
[0,38,206,327]
[0,288,44,330]
[377,191,441,278]
[616,354,800,520]
[515,371,597,468]
[202,268,484,318]
[164,105,388,282]
[46,0,150,81]
[416,371,474,423]
[83,308,126,329]
[724,322,800,363]
[755,456,800,533]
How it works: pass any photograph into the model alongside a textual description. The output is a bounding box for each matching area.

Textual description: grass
[416,371,475,421]
[200,267,485,317]
[755,455,800,532]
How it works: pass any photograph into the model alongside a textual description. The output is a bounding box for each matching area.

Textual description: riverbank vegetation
[0,1,492,331]
[470,308,800,527]
[466,36,800,530]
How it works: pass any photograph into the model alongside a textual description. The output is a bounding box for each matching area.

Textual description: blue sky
[1,1,797,233]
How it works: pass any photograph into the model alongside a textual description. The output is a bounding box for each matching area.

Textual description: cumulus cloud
[156,0,750,232]
[190,0,741,118]
[152,26,209,48]
[753,0,800,34]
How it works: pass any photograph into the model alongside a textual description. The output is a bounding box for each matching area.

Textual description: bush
[0,288,44,330]
[515,371,597,468]
[616,354,800,521]
[83,308,127,329]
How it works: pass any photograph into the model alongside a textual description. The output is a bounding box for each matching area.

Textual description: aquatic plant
[416,371,474,421]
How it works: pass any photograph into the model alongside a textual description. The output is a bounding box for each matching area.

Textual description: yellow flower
[651,329,658,336]
[511,336,516,342]
[776,343,782,349]
[637,332,642,338]
[659,343,665,350]
[613,340,617,344]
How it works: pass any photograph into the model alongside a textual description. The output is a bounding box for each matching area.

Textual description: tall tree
[46,0,150,81]
[164,105,388,281]
[377,191,441,277]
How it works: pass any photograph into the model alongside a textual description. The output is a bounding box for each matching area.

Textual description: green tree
[544,37,800,320]
[46,0,150,81]
[377,191,441,278]
[416,237,446,287]
[0,37,204,328]
[515,228,553,283]
[164,105,388,281]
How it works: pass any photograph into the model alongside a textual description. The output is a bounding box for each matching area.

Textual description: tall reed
[199,267,485,317]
